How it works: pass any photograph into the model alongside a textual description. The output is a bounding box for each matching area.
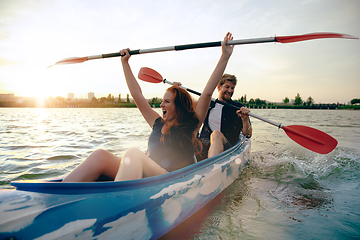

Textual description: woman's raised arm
[195,32,234,126]
[120,49,160,127]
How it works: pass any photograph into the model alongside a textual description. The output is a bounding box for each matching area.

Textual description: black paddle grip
[102,50,141,58]
[174,41,222,51]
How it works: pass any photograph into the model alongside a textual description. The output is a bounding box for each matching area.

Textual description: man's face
[218,80,235,102]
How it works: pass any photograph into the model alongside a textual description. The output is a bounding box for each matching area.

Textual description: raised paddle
[138,67,338,154]
[48,32,357,67]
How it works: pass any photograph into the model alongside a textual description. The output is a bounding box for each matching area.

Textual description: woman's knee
[123,148,143,157]
[88,149,121,171]
[122,148,143,165]
[90,149,112,163]
[91,149,108,157]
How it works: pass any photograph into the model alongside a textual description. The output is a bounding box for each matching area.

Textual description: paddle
[138,67,338,154]
[48,32,357,67]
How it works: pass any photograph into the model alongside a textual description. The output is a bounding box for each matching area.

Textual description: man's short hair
[219,74,237,87]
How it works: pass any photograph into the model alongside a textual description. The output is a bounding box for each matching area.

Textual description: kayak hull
[0,136,250,239]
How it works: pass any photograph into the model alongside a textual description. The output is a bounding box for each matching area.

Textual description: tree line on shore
[1,93,359,110]
[131,93,360,110]
[234,93,359,110]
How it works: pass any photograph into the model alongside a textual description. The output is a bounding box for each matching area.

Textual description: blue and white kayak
[0,136,250,240]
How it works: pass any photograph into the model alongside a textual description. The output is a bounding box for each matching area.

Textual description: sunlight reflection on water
[0,108,159,184]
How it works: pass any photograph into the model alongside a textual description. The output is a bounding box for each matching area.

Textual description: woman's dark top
[147,117,196,172]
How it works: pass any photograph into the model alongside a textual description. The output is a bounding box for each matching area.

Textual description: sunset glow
[1,0,359,103]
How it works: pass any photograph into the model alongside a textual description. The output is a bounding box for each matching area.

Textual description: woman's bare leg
[62,149,121,182]
[208,130,227,158]
[115,148,167,181]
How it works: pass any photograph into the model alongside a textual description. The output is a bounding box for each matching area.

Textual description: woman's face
[160,91,177,122]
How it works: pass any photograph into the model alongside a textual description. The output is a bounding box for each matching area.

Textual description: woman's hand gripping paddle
[138,67,338,154]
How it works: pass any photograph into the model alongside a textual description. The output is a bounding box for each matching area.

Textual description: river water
[1,108,359,239]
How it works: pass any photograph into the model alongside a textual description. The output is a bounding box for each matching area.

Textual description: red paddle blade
[276,32,358,44]
[138,67,163,83]
[282,125,338,154]
[47,57,88,68]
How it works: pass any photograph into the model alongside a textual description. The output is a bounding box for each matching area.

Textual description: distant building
[67,93,75,101]
[0,93,15,102]
[88,92,95,101]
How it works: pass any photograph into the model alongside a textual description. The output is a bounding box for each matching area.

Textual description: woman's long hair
[161,86,202,154]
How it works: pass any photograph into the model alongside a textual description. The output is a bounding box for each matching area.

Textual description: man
[197,73,252,160]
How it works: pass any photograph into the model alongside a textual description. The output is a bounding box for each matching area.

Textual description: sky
[0,0,359,104]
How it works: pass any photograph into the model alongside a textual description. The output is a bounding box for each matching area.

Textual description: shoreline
[0,103,359,110]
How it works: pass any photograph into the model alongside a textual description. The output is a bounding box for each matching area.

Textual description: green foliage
[99,97,107,103]
[255,98,266,105]
[283,97,289,104]
[148,97,161,107]
[239,94,247,103]
[351,98,360,105]
[91,97,98,104]
[242,97,267,107]
[2,91,359,110]
[294,93,303,105]
[338,104,360,110]
[305,96,314,106]
[106,94,115,103]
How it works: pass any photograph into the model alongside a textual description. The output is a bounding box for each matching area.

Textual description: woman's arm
[195,32,234,127]
[121,49,160,127]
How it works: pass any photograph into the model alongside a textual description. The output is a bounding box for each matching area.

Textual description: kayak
[0,136,250,240]
[0,136,250,239]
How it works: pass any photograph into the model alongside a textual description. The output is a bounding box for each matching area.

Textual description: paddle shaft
[163,79,282,128]
[50,32,357,67]
[87,37,276,60]
[87,32,357,60]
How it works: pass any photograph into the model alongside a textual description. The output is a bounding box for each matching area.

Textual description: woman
[62,32,234,182]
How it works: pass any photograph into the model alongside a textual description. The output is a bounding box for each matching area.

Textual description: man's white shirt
[208,103,223,132]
